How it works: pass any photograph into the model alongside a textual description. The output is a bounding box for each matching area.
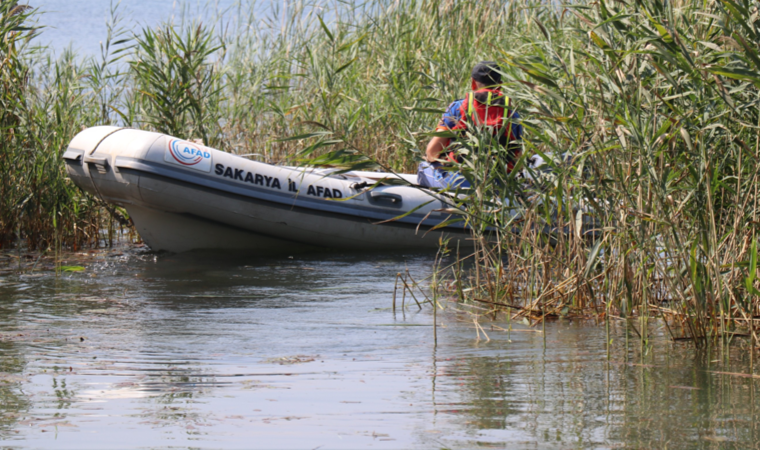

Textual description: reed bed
[403,0,760,350]
[1,0,759,347]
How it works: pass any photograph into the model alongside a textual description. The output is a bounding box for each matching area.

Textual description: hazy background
[31,0,245,55]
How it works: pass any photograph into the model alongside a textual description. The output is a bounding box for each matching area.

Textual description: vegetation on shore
[1,0,760,348]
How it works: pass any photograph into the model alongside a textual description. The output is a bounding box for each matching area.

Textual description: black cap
[471,61,502,86]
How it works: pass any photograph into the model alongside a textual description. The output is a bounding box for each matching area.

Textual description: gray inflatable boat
[63,126,471,253]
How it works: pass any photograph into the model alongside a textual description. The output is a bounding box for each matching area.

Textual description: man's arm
[425,136,450,163]
[425,100,463,163]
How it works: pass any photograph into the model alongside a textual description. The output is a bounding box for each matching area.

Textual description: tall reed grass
[399,0,760,350]
[0,1,133,249]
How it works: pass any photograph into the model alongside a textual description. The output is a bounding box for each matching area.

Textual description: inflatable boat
[63,126,474,253]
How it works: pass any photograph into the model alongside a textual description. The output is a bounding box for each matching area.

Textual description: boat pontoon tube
[63,126,472,253]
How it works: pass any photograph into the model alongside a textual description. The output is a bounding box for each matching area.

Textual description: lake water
[1,245,759,448]
[33,0,248,56]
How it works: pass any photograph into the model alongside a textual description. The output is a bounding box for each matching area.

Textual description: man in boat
[417,61,523,188]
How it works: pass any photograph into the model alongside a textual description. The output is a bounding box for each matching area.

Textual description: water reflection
[434,321,760,448]
[0,341,31,440]
[0,247,759,448]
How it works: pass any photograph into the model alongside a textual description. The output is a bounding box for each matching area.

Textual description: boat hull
[63,127,471,253]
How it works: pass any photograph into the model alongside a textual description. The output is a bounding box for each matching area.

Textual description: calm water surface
[1,246,759,449]
[34,0,252,56]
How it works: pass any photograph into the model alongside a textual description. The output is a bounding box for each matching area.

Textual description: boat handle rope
[84,127,130,216]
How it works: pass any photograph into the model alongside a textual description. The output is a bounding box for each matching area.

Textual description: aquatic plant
[130,23,225,146]
[409,0,760,351]
[0,0,132,250]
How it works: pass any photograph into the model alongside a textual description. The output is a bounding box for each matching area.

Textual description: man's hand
[425,136,450,162]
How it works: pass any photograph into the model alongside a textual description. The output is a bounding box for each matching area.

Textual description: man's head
[471,61,502,89]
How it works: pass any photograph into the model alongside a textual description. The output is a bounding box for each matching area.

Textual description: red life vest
[447,88,520,170]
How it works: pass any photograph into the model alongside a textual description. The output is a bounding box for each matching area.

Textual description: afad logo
[164,139,212,172]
